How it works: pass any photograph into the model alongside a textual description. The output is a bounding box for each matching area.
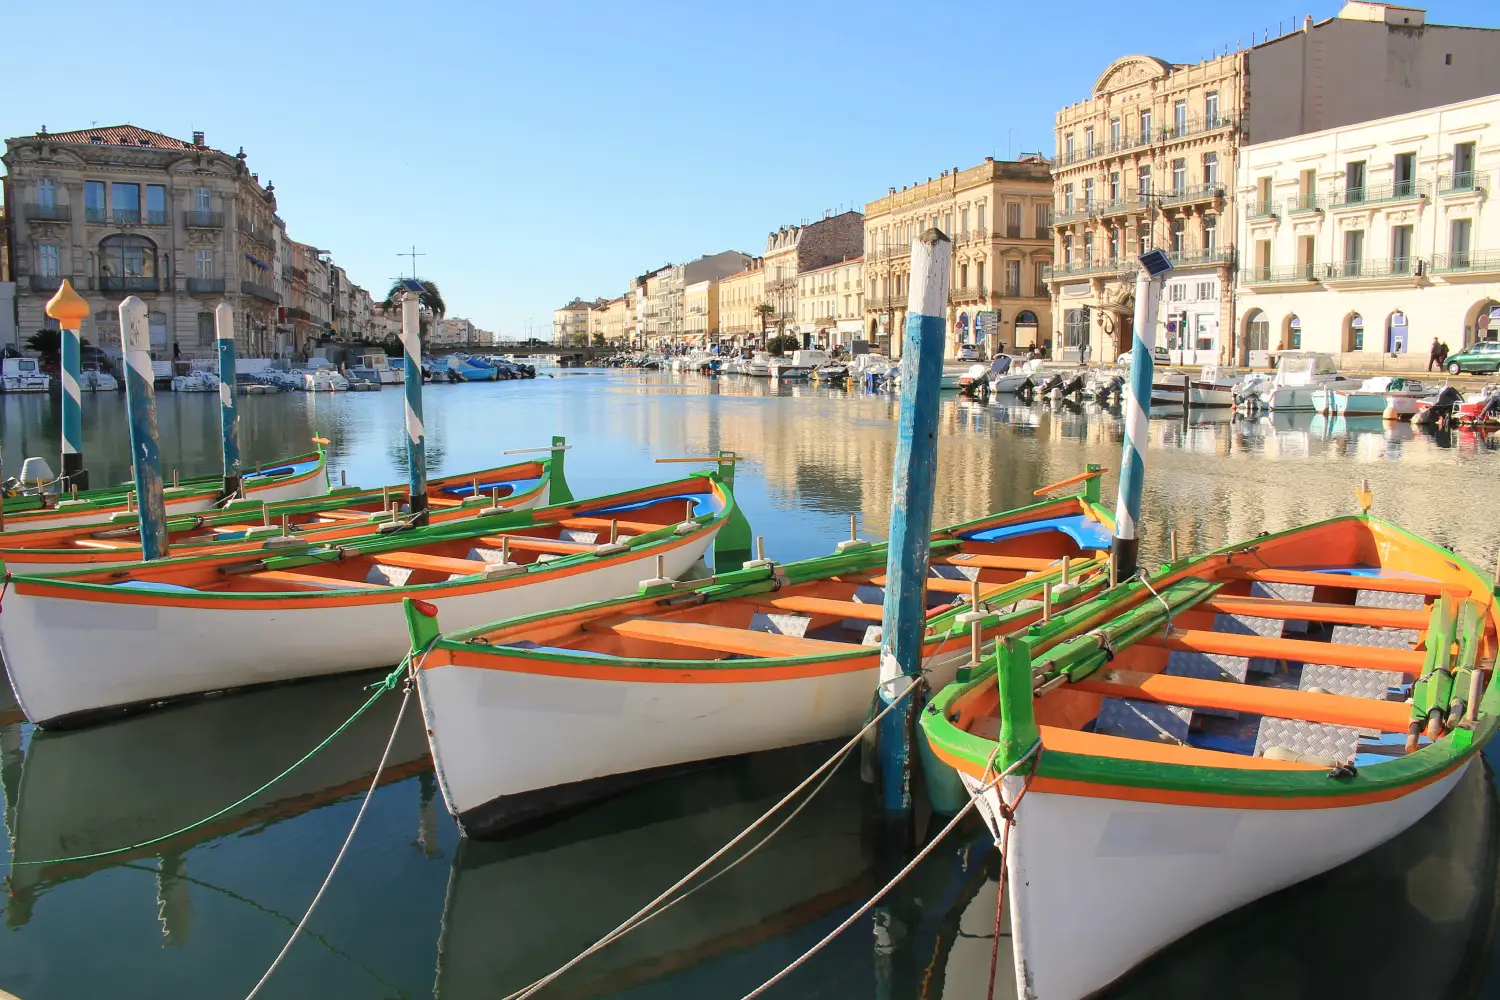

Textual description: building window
[1065,133,1075,160]
[1083,232,1094,264]
[977,204,987,232]
[1139,227,1152,256]
[1034,204,1051,233]
[195,249,214,279]
[146,185,167,225]
[1083,126,1095,157]
[1450,218,1472,266]
[98,234,157,279]
[1394,152,1417,196]
[111,182,141,224]
[1289,315,1303,350]
[1202,213,1217,251]
[1343,229,1364,275]
[1345,161,1366,202]
[1063,235,1074,265]
[1082,179,1094,209]
[1171,158,1186,194]
[197,311,215,347]
[85,180,106,222]
[1064,308,1088,348]
[1170,218,1185,253]
[1453,141,1477,185]
[1203,152,1219,188]
[1245,309,1269,353]
[960,207,970,234]
[38,244,60,277]
[1348,313,1365,352]
[1139,108,1152,139]
[1110,117,1121,148]
[1004,260,1021,296]
[1205,91,1220,127]
[1169,283,1186,302]
[959,263,969,289]
[37,178,55,208]
[1392,224,1414,272]
[1137,164,1152,198]
[1196,280,1215,300]
[1109,228,1121,261]
[1173,99,1187,137]
[1006,202,1021,238]
[1033,261,1047,294]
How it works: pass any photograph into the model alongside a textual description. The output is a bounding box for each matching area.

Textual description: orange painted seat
[376,550,491,576]
[1218,566,1455,598]
[582,617,851,658]
[935,554,1060,571]
[1037,726,1321,770]
[742,594,885,621]
[249,570,385,590]
[1198,595,1430,630]
[478,535,593,555]
[1140,628,1424,675]
[559,516,668,536]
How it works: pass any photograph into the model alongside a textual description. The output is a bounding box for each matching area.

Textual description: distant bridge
[492,338,609,364]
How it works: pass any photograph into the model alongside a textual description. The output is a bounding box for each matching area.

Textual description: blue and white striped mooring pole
[215,304,242,499]
[45,279,91,490]
[119,295,169,560]
[1112,249,1173,581]
[876,228,952,814]
[401,290,429,526]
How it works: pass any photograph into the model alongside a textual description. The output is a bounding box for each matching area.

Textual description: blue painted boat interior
[961,513,1111,551]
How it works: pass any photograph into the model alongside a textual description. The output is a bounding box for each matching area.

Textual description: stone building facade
[3,125,282,357]
[553,297,594,343]
[864,159,1053,358]
[796,256,864,348]
[763,212,863,339]
[717,259,766,347]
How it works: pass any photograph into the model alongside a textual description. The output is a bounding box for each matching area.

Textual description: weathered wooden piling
[1112,250,1172,579]
[215,304,242,499]
[876,228,952,814]
[401,289,429,526]
[45,280,91,490]
[119,296,169,560]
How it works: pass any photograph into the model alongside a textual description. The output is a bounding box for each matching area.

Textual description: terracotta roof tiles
[25,125,201,150]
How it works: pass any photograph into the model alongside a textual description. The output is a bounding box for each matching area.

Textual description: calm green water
[2,371,1499,999]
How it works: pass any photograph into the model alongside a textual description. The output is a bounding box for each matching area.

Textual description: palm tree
[380,279,447,337]
[754,303,774,342]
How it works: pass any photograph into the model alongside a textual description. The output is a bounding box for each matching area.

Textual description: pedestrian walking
[1437,340,1450,367]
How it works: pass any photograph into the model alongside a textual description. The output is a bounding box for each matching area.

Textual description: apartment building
[763,212,863,341]
[796,256,864,348]
[1236,93,1499,369]
[684,279,718,343]
[717,259,766,347]
[2,125,282,357]
[865,158,1052,358]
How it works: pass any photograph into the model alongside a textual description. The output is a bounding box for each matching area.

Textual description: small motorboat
[354,351,403,384]
[447,356,500,382]
[170,370,220,393]
[1322,376,1423,417]
[1455,384,1500,426]
[1152,366,1241,407]
[744,352,773,377]
[1242,351,1355,412]
[813,362,850,383]
[767,358,815,380]
[79,369,119,392]
[958,363,992,396]
[403,477,1115,836]
[991,358,1044,395]
[0,471,744,728]
[922,508,1500,1000]
[1412,385,1465,428]
[1,357,51,393]
[1,446,330,532]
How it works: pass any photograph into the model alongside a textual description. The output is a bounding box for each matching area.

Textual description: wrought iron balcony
[1321,257,1421,281]
[1002,283,1022,297]
[99,276,160,293]
[1043,258,1137,281]
[184,210,224,228]
[1161,184,1224,208]
[948,286,986,304]
[85,207,107,223]
[1438,171,1488,196]
[1094,196,1141,217]
[24,203,70,222]
[110,210,141,225]
[143,209,169,226]
[1246,200,1279,221]
[1053,204,1092,225]
[1428,251,1500,275]
[187,277,227,294]
[241,279,279,303]
[1166,245,1235,268]
[1285,193,1326,215]
[1329,180,1430,209]
[28,274,64,292]
[1238,264,1318,286]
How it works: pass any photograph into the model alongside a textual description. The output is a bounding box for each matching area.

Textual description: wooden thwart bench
[1198,595,1429,630]
[1140,628,1424,675]
[582,616,851,658]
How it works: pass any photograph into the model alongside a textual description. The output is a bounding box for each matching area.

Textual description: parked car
[1446,340,1500,375]
[955,345,983,362]
[1116,346,1172,366]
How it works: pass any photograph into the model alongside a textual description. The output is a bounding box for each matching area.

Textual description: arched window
[1287,315,1302,350]
[1064,308,1088,347]
[1346,313,1364,352]
[1016,310,1038,326]
[1243,309,1269,353]
[98,234,158,291]
[1387,311,1409,354]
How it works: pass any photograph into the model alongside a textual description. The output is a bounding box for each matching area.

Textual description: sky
[6,0,1495,339]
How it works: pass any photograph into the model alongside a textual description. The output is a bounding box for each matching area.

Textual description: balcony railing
[99,276,160,293]
[1094,196,1141,217]
[187,277,227,294]
[1330,180,1430,208]
[1320,257,1422,281]
[1053,205,1092,225]
[1166,246,1235,268]
[184,210,224,228]
[1428,250,1500,274]
[241,279,279,303]
[1004,226,1023,239]
[1238,264,1318,285]
[24,203,70,222]
[1285,193,1325,215]
[1439,171,1488,196]
[1247,199,1279,221]
[1058,113,1238,164]
[110,210,141,225]
[85,207,107,223]
[948,286,986,304]
[1160,184,1224,207]
[867,296,893,311]
[28,274,64,292]
[1043,258,1137,281]
[1002,284,1022,297]
[143,209,168,226]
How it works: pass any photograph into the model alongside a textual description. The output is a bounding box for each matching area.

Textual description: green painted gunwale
[0,472,733,604]
[920,513,1500,802]
[411,494,1116,674]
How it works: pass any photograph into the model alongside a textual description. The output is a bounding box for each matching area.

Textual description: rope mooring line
[242,672,415,1000]
[11,657,412,869]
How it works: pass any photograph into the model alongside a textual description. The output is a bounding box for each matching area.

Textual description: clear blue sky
[6,0,1494,337]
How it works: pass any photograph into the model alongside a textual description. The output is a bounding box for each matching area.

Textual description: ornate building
[3,125,281,357]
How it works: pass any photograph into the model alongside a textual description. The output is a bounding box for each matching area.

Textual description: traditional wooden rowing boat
[402,482,1115,837]
[920,511,1500,1000]
[1,445,330,532]
[0,469,746,728]
[0,454,559,573]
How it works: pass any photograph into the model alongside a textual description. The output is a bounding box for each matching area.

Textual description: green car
[1446,340,1500,374]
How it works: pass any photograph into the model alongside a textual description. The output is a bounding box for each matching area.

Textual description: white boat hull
[0,527,715,727]
[966,761,1469,1000]
[1332,391,1388,417]
[1384,393,1427,421]
[419,641,972,835]
[990,374,1034,394]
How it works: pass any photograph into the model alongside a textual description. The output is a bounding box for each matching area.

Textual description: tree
[766,334,800,357]
[25,329,61,363]
[754,303,774,338]
[380,279,447,338]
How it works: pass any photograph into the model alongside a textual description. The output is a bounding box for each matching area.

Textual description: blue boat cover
[961,514,1112,551]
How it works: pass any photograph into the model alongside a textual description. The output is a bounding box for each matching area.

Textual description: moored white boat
[1,357,51,393]
[170,370,220,393]
[1327,376,1424,417]
[922,513,1500,1000]
[991,358,1044,394]
[1244,351,1355,412]
[744,351,773,377]
[405,486,1115,836]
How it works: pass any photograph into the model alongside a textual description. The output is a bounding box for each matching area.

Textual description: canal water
[2,371,1499,999]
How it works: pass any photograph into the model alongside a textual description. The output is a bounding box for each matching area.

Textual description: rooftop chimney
[1304,14,1313,30]
[985,155,995,163]
[192,131,204,146]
